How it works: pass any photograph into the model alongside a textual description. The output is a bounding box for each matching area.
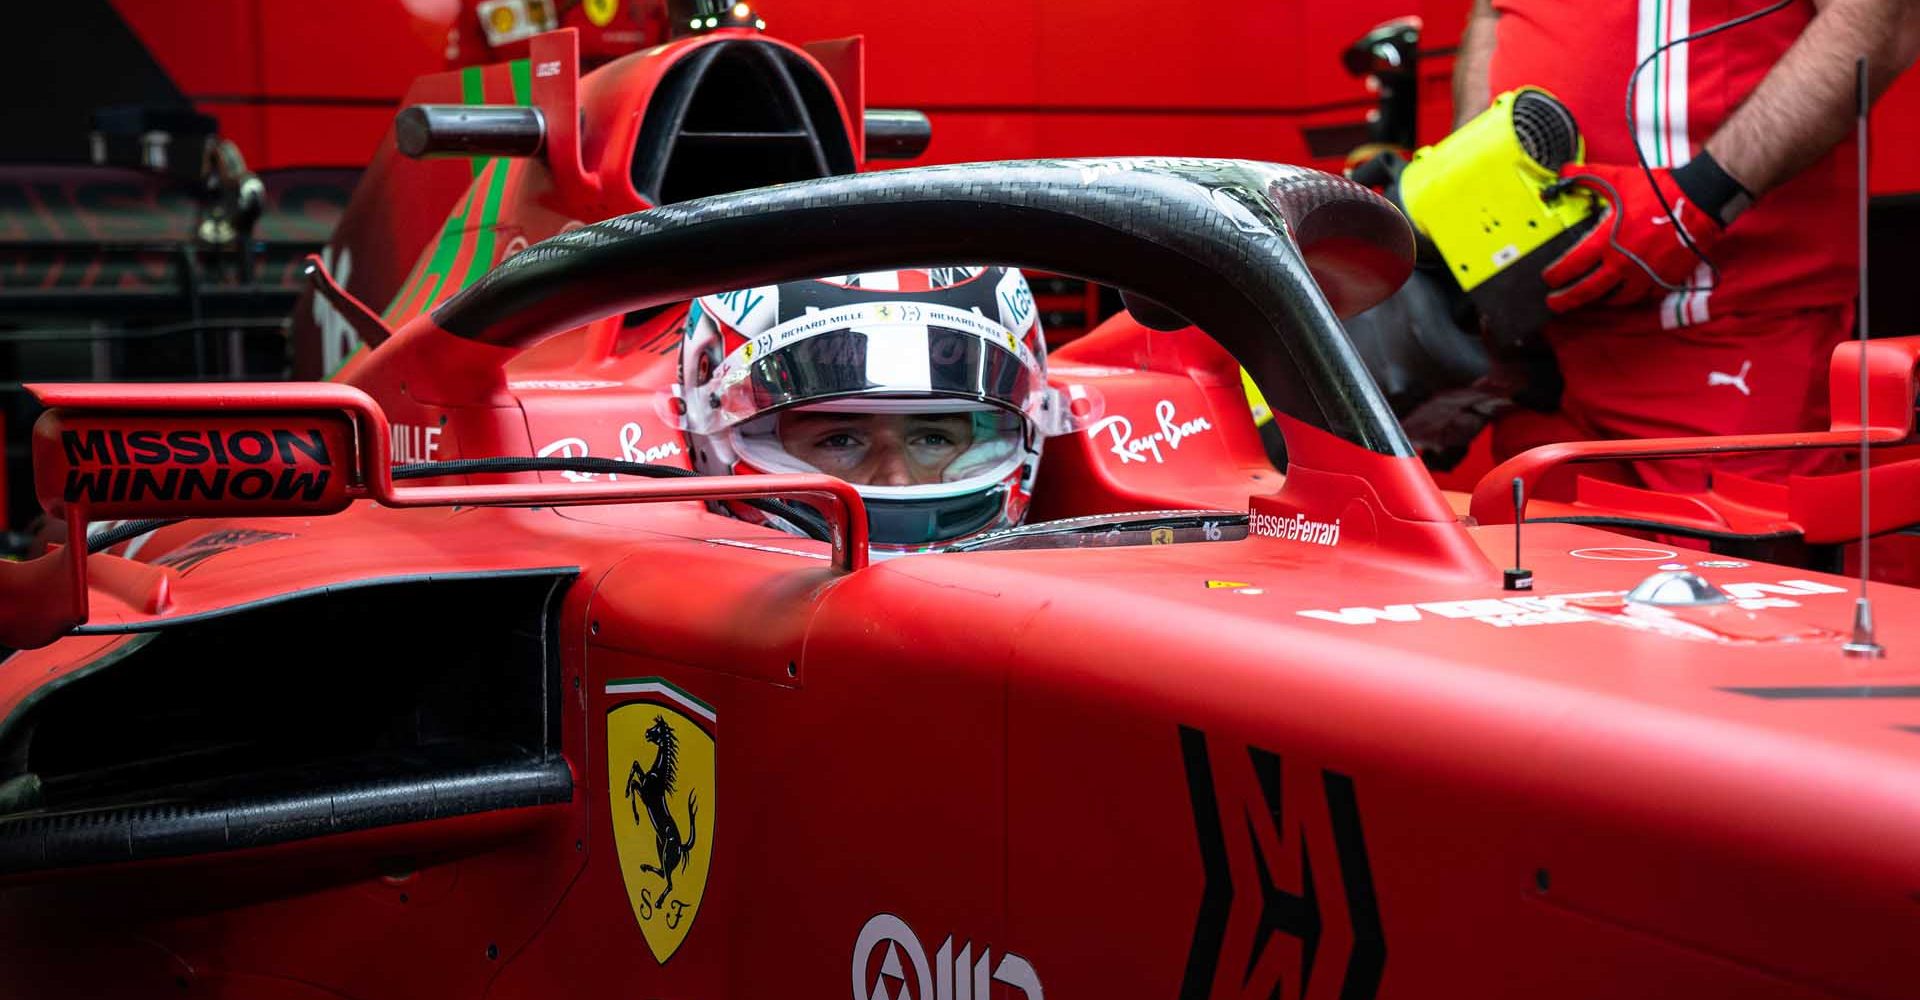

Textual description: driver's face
[777,411,975,486]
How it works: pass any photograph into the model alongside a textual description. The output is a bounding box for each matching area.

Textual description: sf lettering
[635,887,691,929]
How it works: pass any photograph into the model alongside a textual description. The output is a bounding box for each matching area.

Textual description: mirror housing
[33,412,357,521]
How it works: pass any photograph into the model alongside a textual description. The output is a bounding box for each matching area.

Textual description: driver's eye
[816,432,864,450]
[911,432,956,448]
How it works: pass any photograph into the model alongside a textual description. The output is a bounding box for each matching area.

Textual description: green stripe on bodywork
[418,273,448,317]
[383,252,430,321]
[462,66,487,177]
[385,63,531,315]
[453,61,528,283]
[605,676,716,715]
[511,59,532,106]
[463,158,512,289]
[412,167,489,313]
[325,342,367,380]
[429,170,485,274]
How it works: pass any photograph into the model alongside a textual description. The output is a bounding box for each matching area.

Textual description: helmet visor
[692,302,1046,434]
[733,405,1027,491]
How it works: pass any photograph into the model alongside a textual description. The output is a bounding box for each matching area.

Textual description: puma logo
[1650,197,1686,225]
[1708,359,1752,396]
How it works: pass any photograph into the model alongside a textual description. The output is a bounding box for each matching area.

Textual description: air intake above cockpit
[632,40,857,205]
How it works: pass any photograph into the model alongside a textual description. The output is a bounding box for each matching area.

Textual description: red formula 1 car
[3,157,1920,1000]
[289,23,929,379]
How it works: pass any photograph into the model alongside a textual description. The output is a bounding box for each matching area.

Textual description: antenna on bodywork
[1843,56,1885,659]
[1504,476,1533,591]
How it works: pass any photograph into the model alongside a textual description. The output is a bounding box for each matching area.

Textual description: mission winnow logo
[61,427,335,504]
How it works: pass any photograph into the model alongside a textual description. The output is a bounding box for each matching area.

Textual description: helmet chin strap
[862,485,1012,550]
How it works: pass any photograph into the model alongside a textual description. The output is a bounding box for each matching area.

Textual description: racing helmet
[679,267,1064,553]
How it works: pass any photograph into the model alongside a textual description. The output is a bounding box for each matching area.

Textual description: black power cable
[82,457,837,555]
[1545,0,1796,300]
[1619,0,1795,293]
[391,457,836,542]
[1545,171,1684,296]
[87,518,180,553]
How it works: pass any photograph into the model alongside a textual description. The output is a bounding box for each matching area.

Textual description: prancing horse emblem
[626,715,700,908]
[606,680,716,964]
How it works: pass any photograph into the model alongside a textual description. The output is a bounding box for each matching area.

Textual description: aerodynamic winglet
[302,253,394,351]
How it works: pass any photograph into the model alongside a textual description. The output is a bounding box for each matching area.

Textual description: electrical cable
[1547,172,1695,297]
[390,457,838,542]
[1618,0,1795,291]
[87,518,181,554]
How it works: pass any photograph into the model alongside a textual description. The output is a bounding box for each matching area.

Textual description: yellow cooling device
[1397,87,1597,347]
[1242,87,1595,433]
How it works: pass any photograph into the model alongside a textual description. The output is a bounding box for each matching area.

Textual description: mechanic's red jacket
[1489,0,1856,332]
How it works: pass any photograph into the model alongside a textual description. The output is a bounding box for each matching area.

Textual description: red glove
[1541,161,1725,313]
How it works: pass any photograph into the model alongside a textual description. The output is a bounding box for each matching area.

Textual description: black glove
[1401,379,1516,472]
[1399,352,1553,472]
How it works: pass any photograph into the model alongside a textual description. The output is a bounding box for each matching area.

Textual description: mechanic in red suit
[1454,0,1920,492]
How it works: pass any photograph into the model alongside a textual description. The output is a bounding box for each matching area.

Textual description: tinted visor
[714,327,1034,429]
[692,301,1047,434]
[734,406,1027,486]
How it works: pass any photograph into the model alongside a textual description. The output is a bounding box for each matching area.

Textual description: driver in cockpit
[677,266,1069,555]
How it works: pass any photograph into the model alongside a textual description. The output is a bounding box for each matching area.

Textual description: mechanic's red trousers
[1493,303,1854,494]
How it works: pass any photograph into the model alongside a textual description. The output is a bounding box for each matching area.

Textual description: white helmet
[679,267,1065,553]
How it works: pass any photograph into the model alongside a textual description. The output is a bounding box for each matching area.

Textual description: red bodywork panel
[6,10,1920,990]
[7,279,1920,998]
[3,471,1920,996]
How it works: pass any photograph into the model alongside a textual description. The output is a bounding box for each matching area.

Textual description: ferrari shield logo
[583,0,618,26]
[607,678,716,963]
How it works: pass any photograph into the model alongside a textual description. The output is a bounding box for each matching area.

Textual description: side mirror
[394,105,547,160]
[3,383,377,650]
[864,109,931,160]
[33,410,358,523]
[1,381,871,650]
[1828,336,1920,436]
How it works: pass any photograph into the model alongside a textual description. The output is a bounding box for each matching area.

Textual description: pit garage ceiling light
[690,2,764,32]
